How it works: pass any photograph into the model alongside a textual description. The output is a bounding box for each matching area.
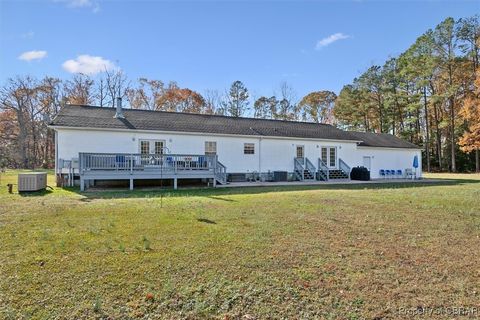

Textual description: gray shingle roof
[348,131,420,149]
[49,105,419,149]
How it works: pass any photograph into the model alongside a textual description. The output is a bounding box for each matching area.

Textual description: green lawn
[1,170,479,319]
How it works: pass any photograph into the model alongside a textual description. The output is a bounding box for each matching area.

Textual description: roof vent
[114,97,125,119]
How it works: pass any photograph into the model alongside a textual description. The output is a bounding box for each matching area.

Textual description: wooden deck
[79,152,227,190]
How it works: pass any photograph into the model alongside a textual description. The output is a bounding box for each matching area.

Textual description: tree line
[1,15,478,172]
[334,16,480,172]
[0,71,337,169]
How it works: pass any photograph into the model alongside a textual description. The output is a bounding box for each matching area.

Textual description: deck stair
[338,158,351,180]
[215,161,227,185]
[327,169,349,179]
[317,158,329,181]
[294,157,316,181]
[318,158,351,180]
[302,169,315,180]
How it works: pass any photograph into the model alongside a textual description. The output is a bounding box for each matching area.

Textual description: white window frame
[321,147,328,163]
[205,141,217,155]
[329,147,337,168]
[139,139,166,155]
[321,146,337,168]
[140,140,150,155]
[244,143,255,155]
[296,145,304,159]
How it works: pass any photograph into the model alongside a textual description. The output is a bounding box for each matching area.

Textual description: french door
[139,140,166,166]
[139,140,165,155]
[321,146,337,168]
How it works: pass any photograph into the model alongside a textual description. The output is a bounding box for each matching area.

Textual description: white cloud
[54,0,100,13]
[315,33,350,49]
[18,50,47,61]
[62,54,116,75]
[68,0,92,7]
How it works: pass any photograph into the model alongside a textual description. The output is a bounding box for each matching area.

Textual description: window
[321,146,337,168]
[321,147,328,162]
[154,141,164,154]
[329,147,336,167]
[140,139,165,154]
[244,143,255,154]
[296,145,304,158]
[140,141,150,155]
[205,141,217,155]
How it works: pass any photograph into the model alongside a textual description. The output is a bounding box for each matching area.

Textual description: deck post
[173,178,178,190]
[213,177,217,188]
[129,178,133,190]
[130,154,133,174]
[80,176,85,191]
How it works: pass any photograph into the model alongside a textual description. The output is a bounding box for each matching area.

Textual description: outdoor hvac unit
[18,172,47,192]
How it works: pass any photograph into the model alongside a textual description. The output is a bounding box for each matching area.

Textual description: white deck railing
[79,153,218,174]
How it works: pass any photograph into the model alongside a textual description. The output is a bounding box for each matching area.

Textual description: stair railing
[215,158,227,185]
[305,157,316,180]
[294,157,304,181]
[339,158,351,179]
[318,158,329,181]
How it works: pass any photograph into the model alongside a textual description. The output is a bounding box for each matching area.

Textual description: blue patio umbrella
[412,155,419,179]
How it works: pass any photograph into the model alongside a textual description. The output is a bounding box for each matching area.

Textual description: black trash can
[350,167,358,180]
[273,171,288,182]
[350,166,370,181]
[362,168,370,181]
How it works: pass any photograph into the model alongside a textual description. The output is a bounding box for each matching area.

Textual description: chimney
[114,97,125,119]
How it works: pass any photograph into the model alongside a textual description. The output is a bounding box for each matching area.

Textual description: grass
[0,170,479,319]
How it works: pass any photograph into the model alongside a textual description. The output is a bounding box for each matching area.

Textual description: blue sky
[1,0,478,100]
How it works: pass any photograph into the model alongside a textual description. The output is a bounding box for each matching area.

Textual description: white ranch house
[49,99,422,190]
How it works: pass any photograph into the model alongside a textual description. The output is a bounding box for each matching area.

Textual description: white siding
[354,147,422,179]
[56,128,422,178]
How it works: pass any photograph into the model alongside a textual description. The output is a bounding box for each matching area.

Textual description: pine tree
[224,81,249,117]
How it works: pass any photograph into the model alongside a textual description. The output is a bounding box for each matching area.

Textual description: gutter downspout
[258,137,262,176]
[55,130,58,185]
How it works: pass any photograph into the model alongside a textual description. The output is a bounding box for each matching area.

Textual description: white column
[129,178,133,190]
[173,178,178,190]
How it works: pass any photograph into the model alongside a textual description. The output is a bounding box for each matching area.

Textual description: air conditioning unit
[18,172,47,192]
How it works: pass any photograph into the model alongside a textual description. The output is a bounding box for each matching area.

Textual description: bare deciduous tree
[105,68,129,108]
[204,89,222,114]
[64,74,95,105]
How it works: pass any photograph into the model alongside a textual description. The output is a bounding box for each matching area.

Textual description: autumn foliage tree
[334,15,479,172]
[0,16,478,172]
[157,83,206,113]
[459,70,480,171]
[299,91,337,124]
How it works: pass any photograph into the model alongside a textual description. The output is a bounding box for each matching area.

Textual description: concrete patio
[218,178,431,188]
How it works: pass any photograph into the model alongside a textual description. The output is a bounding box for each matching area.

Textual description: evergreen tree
[224,81,249,117]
